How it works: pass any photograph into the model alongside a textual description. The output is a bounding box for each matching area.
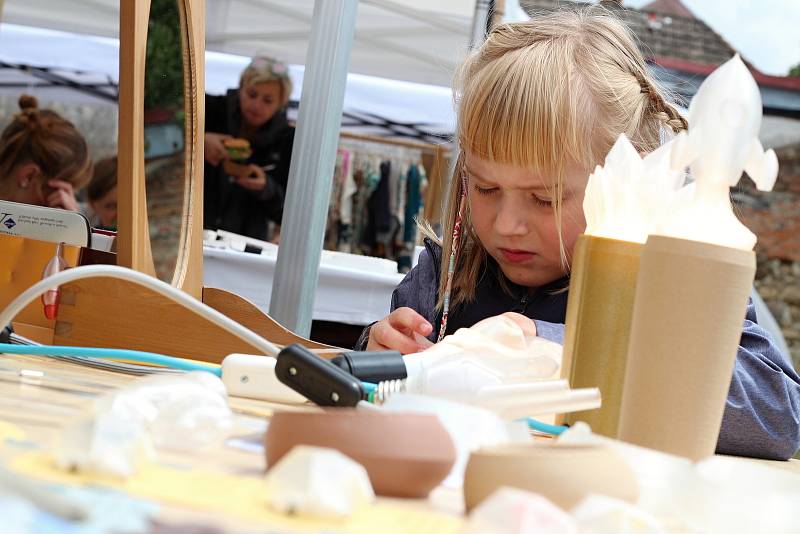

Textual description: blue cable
[526,417,569,436]
[361,381,377,394]
[0,343,221,376]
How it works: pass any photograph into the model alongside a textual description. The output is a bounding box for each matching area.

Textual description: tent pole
[469,0,492,49]
[268,0,357,337]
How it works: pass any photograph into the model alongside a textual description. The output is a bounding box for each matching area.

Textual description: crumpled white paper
[55,372,233,478]
[264,446,375,518]
[462,487,577,534]
[584,134,684,244]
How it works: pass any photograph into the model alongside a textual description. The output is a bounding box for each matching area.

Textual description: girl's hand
[236,165,267,191]
[45,179,79,211]
[205,132,232,166]
[367,307,433,354]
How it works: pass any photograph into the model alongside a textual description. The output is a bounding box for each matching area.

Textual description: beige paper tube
[618,235,755,461]
[560,234,642,437]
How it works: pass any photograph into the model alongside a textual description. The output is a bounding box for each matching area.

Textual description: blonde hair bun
[18,94,38,111]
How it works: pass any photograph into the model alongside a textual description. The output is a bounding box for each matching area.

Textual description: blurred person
[88,156,117,230]
[204,56,294,240]
[0,95,92,211]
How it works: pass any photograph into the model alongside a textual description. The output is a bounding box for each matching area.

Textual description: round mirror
[143,0,191,283]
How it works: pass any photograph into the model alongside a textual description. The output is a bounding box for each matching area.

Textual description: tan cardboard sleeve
[618,235,755,461]
[561,234,642,437]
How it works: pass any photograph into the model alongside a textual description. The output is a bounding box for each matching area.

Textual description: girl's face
[239,81,283,128]
[91,186,117,228]
[465,152,589,288]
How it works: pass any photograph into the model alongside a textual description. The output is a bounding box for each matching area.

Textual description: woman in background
[204,56,294,241]
[0,95,92,211]
[87,156,117,230]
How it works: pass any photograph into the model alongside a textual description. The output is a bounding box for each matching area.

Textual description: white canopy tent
[2,0,477,87]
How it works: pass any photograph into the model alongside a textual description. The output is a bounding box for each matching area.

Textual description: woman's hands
[367,307,434,354]
[204,132,232,166]
[236,164,267,191]
[45,179,79,211]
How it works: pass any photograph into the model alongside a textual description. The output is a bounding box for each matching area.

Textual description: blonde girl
[358,8,800,461]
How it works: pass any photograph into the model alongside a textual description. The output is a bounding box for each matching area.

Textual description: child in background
[87,156,118,230]
[358,9,800,460]
[0,95,92,211]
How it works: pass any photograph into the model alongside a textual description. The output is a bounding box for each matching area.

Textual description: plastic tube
[519,388,602,418]
[0,343,221,375]
[0,265,281,357]
[475,380,569,400]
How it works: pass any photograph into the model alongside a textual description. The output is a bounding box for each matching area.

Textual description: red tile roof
[652,56,800,92]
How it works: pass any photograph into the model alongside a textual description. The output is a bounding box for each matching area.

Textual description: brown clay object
[463,442,638,512]
[265,410,456,498]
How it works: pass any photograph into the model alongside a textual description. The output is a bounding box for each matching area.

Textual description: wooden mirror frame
[117,0,204,299]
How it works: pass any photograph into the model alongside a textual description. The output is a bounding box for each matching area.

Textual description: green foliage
[790,63,800,78]
[144,0,184,112]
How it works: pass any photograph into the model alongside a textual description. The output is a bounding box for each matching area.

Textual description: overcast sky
[624,0,800,76]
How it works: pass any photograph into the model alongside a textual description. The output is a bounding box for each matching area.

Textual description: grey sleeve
[716,301,800,460]
[534,320,565,344]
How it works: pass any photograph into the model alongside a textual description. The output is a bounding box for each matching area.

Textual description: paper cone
[560,235,642,437]
[618,235,755,461]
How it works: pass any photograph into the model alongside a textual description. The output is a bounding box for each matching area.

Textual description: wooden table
[1,352,797,533]
[0,353,464,533]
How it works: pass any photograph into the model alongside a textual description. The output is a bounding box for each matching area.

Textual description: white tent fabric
[3,0,476,87]
[0,24,118,106]
[0,22,457,134]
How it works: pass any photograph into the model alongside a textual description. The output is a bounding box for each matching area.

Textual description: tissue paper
[462,487,576,534]
[55,372,233,477]
[264,446,374,518]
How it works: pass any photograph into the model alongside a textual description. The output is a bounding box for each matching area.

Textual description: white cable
[0,265,280,357]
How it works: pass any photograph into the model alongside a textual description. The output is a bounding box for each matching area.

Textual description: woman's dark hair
[88,156,117,202]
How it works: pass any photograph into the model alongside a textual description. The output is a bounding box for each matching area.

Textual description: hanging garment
[398,163,423,272]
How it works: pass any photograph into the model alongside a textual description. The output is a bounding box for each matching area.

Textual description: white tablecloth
[203,246,406,325]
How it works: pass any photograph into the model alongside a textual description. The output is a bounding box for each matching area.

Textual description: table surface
[0,353,464,533]
[0,352,797,533]
[203,246,406,326]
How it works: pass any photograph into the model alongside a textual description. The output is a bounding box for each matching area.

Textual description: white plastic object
[264,445,374,518]
[463,487,577,534]
[55,372,233,478]
[0,265,280,357]
[221,353,307,404]
[572,495,664,534]
[583,134,684,244]
[402,314,563,403]
[661,54,778,250]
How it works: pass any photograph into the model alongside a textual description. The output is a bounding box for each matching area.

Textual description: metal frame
[269,0,358,336]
